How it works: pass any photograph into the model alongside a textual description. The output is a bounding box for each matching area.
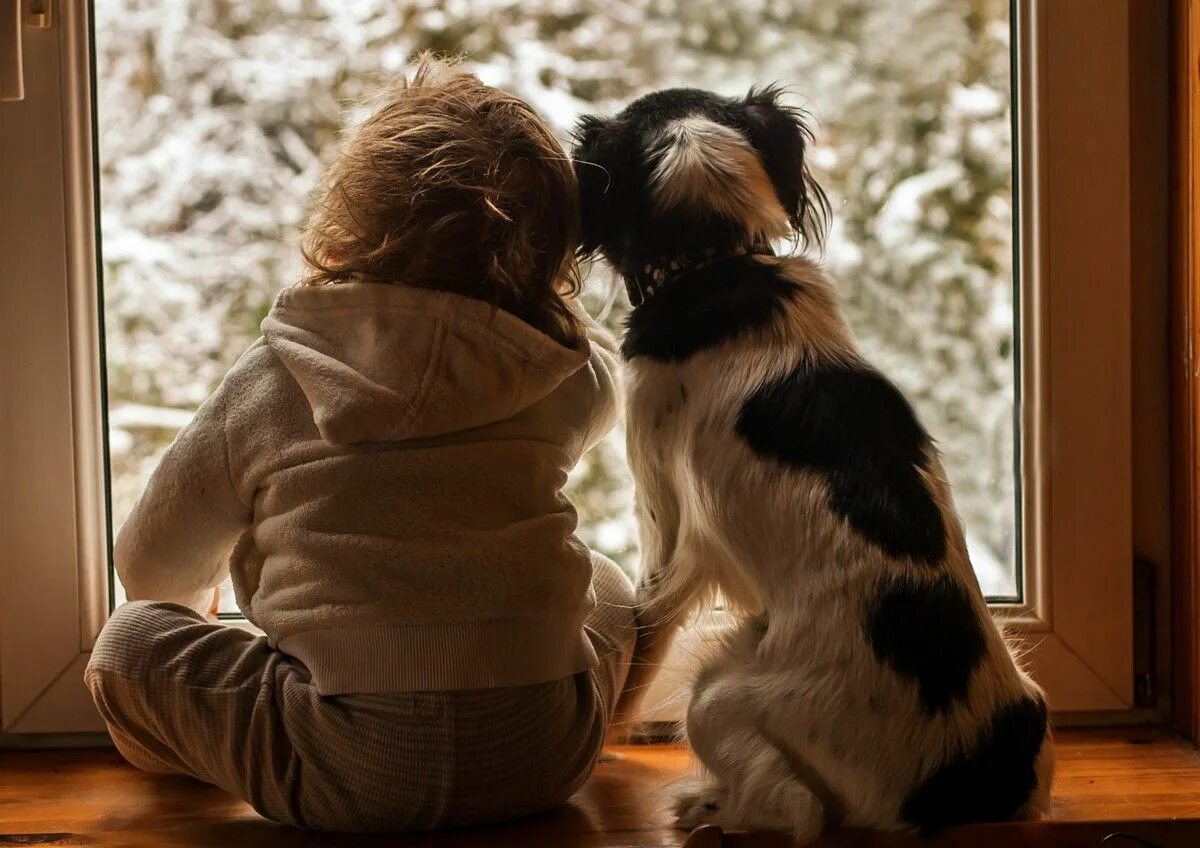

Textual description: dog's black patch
[622,258,800,362]
[865,575,986,714]
[902,695,1048,832]
[735,362,946,563]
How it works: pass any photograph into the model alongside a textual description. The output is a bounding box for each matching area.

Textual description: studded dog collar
[624,241,777,307]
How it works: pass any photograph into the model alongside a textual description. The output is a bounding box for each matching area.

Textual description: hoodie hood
[262,283,589,444]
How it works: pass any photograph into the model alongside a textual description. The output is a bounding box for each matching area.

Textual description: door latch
[1,1,54,102]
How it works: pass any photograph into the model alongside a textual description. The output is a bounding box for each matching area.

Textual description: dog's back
[573,86,1052,841]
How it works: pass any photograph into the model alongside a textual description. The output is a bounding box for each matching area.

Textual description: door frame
[1171,0,1200,745]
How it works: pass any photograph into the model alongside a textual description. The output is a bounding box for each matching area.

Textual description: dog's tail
[648,115,791,243]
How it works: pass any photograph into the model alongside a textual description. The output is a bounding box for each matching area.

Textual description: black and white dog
[572,87,1053,842]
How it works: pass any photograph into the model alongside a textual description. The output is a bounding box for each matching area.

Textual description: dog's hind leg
[676,662,826,844]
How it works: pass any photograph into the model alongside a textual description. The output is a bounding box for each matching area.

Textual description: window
[96,0,1019,612]
[0,0,1146,736]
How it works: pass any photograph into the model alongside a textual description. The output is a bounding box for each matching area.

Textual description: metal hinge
[1133,556,1157,708]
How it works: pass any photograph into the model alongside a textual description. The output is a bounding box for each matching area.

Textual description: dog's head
[571,86,828,279]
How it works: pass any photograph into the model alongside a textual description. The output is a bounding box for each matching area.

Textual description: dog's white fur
[651,117,792,244]
[617,138,1054,842]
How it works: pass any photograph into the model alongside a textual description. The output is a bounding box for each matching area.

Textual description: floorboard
[1,729,1199,846]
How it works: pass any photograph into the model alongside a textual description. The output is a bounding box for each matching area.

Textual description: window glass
[96,0,1017,610]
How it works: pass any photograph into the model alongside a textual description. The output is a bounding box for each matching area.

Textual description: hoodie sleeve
[579,309,623,452]
[114,379,252,613]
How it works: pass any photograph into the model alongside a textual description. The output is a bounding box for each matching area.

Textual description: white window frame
[996,0,1136,715]
[0,0,107,738]
[0,0,1140,739]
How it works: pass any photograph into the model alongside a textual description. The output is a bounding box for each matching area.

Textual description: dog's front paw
[673,784,729,831]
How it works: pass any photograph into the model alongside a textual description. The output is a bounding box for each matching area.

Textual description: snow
[875,163,967,250]
[107,404,196,431]
[95,0,1018,595]
[968,532,1018,599]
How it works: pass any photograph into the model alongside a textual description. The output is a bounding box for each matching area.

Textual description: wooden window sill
[1,729,1199,846]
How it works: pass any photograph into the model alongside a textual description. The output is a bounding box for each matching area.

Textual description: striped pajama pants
[84,554,635,831]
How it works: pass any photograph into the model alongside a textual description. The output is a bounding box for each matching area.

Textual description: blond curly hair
[301,55,583,347]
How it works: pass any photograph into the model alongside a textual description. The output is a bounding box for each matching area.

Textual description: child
[85,56,634,831]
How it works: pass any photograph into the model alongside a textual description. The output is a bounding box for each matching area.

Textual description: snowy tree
[96,0,1016,598]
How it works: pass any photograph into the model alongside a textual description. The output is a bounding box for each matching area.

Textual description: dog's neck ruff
[625,242,776,307]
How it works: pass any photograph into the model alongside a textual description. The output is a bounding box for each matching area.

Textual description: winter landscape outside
[96,0,1019,610]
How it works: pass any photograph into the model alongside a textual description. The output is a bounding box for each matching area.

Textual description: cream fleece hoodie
[115,283,620,695]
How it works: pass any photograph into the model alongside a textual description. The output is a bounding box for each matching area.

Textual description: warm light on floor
[2,730,1200,846]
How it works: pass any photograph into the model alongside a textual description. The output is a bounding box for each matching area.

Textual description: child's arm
[114,384,251,614]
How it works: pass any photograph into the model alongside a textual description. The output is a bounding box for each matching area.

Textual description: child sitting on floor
[85,55,634,831]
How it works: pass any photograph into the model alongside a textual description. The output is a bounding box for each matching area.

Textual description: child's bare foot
[207,586,221,619]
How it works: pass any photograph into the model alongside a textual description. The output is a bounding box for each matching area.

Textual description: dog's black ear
[741,85,829,250]
[571,114,616,259]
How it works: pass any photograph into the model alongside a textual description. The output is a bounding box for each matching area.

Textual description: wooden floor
[2,730,1200,847]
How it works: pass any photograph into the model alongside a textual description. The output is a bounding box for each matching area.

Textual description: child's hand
[207,586,221,620]
[598,717,636,762]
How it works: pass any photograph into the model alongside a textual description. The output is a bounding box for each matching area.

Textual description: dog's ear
[741,85,829,250]
[572,114,616,259]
